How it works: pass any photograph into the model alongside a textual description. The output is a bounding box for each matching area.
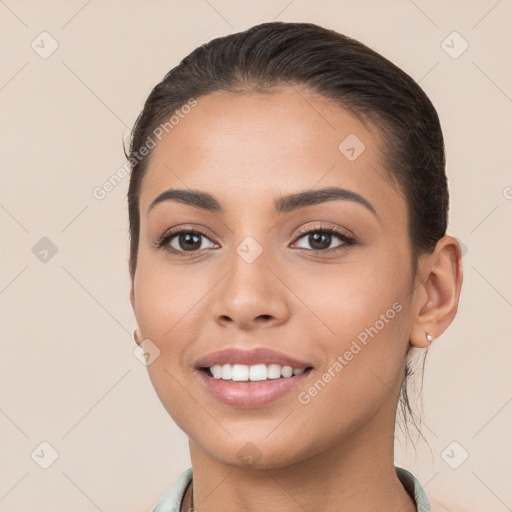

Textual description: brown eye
[158,230,217,255]
[174,232,203,251]
[306,232,334,251]
[292,226,355,253]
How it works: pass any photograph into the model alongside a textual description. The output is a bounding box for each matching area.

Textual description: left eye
[292,228,354,252]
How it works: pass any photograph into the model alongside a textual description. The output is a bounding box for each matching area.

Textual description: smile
[205,363,309,381]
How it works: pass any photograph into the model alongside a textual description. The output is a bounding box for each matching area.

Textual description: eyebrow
[148,186,378,219]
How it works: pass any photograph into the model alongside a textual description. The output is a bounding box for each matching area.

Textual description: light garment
[152,466,430,512]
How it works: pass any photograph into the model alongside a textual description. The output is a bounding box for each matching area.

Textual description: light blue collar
[153,467,192,512]
[153,466,430,511]
[396,466,431,511]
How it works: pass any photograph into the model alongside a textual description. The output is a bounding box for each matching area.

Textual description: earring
[426,332,433,344]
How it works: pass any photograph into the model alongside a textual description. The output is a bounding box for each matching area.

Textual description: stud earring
[426,332,433,344]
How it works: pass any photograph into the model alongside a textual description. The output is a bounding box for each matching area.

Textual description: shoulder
[152,467,193,512]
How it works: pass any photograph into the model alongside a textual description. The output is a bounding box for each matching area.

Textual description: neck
[185,410,416,512]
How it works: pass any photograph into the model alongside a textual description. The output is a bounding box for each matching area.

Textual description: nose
[210,247,291,331]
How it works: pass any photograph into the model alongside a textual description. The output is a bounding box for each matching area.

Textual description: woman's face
[131,87,421,468]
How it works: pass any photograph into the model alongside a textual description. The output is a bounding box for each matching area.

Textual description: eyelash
[154,224,356,258]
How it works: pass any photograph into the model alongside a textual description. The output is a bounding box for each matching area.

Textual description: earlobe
[410,327,435,349]
[133,327,142,346]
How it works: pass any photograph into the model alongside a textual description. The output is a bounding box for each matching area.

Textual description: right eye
[156,229,218,256]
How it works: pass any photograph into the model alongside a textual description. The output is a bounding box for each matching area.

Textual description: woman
[126,22,463,512]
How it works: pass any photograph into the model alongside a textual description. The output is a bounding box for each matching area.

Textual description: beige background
[1,1,511,511]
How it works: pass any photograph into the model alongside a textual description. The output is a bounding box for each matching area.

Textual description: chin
[197,434,315,471]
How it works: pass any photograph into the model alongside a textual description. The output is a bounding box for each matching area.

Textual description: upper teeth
[209,363,306,381]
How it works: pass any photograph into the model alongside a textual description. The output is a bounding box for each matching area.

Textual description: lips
[197,369,312,408]
[193,346,314,408]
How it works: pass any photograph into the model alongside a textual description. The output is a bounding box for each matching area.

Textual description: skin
[130,86,463,512]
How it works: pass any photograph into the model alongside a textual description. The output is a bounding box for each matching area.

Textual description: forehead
[138,88,406,224]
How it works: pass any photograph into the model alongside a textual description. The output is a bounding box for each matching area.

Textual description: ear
[409,235,464,348]
[133,328,142,346]
[130,284,142,346]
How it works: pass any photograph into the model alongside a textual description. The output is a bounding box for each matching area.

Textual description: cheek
[133,257,209,343]
[295,294,409,439]
[132,259,211,419]
[294,250,408,342]
[133,261,208,432]
[296,252,411,403]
